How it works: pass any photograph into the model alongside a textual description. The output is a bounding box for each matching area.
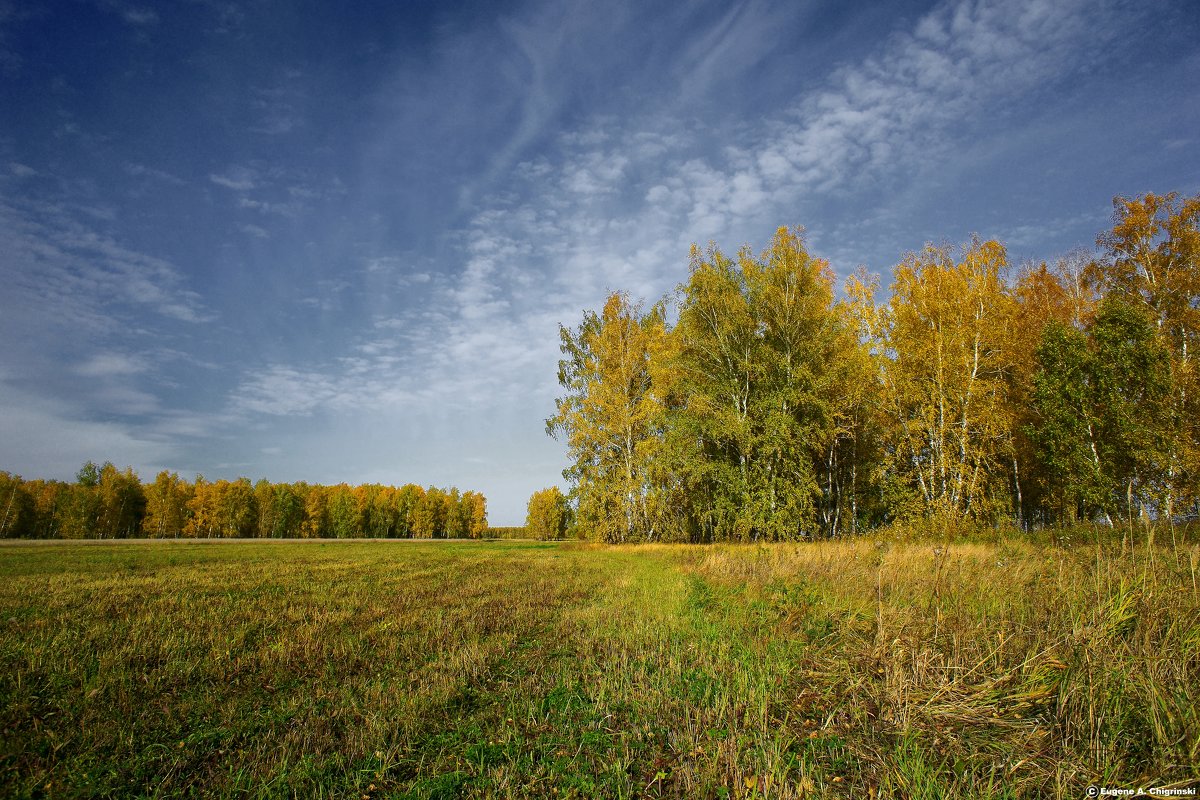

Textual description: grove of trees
[549,192,1200,542]
[0,464,488,540]
[525,486,573,540]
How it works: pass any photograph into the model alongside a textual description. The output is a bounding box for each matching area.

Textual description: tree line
[547,192,1200,542]
[0,462,488,539]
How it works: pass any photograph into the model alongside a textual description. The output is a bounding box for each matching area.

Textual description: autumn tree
[1091,192,1200,518]
[412,487,448,538]
[395,484,424,538]
[256,481,305,538]
[93,464,146,539]
[445,488,470,537]
[144,471,192,538]
[274,483,306,537]
[186,478,256,538]
[881,239,1017,520]
[26,480,70,538]
[526,487,572,540]
[301,484,329,538]
[462,490,488,538]
[184,477,216,538]
[353,485,391,538]
[57,461,103,539]
[1003,259,1098,523]
[0,472,36,538]
[549,292,669,542]
[829,269,891,533]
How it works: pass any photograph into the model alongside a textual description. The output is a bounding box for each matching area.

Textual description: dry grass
[0,536,1196,798]
[686,537,1200,796]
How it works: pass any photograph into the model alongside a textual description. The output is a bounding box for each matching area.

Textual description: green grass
[1,537,1197,798]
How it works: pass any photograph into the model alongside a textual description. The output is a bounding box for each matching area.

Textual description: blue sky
[1,0,1197,525]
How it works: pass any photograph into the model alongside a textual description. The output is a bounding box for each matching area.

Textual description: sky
[1,0,1198,525]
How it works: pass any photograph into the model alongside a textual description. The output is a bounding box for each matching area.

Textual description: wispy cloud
[0,198,213,325]
[240,223,269,239]
[226,0,1140,436]
[75,352,149,378]
[118,7,158,26]
[209,166,259,191]
[125,162,185,185]
[0,376,173,477]
[248,77,306,136]
[0,182,222,474]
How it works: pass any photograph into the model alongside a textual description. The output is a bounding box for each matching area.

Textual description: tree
[25,479,70,538]
[357,485,392,538]
[1091,192,1200,518]
[219,478,257,538]
[273,483,306,538]
[549,292,668,542]
[826,269,890,534]
[94,464,146,539]
[144,471,191,538]
[185,477,216,538]
[395,484,425,538]
[526,487,572,540]
[302,484,330,538]
[667,228,848,540]
[186,478,256,538]
[57,462,104,539]
[254,479,275,538]
[328,484,360,539]
[0,473,36,538]
[462,490,488,538]
[412,487,448,538]
[1003,259,1098,524]
[446,488,471,538]
[1030,298,1172,523]
[881,239,1017,520]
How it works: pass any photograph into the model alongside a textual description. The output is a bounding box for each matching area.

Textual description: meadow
[1,536,1197,798]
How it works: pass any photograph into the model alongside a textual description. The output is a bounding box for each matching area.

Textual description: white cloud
[75,352,148,378]
[124,162,185,185]
[209,166,259,191]
[119,7,158,26]
[0,198,213,325]
[231,367,344,416]
[0,376,173,479]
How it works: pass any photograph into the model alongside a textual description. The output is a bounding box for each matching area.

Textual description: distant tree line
[0,463,487,539]
[549,192,1200,542]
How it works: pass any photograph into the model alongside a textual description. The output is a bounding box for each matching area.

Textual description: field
[1,537,1197,798]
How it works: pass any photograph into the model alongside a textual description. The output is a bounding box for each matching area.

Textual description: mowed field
[1,538,1197,799]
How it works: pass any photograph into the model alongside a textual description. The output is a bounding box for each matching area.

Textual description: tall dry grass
[688,536,1200,796]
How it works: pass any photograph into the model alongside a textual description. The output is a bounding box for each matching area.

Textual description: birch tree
[548,292,667,542]
[668,227,845,540]
[1091,192,1200,517]
[882,239,1016,519]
